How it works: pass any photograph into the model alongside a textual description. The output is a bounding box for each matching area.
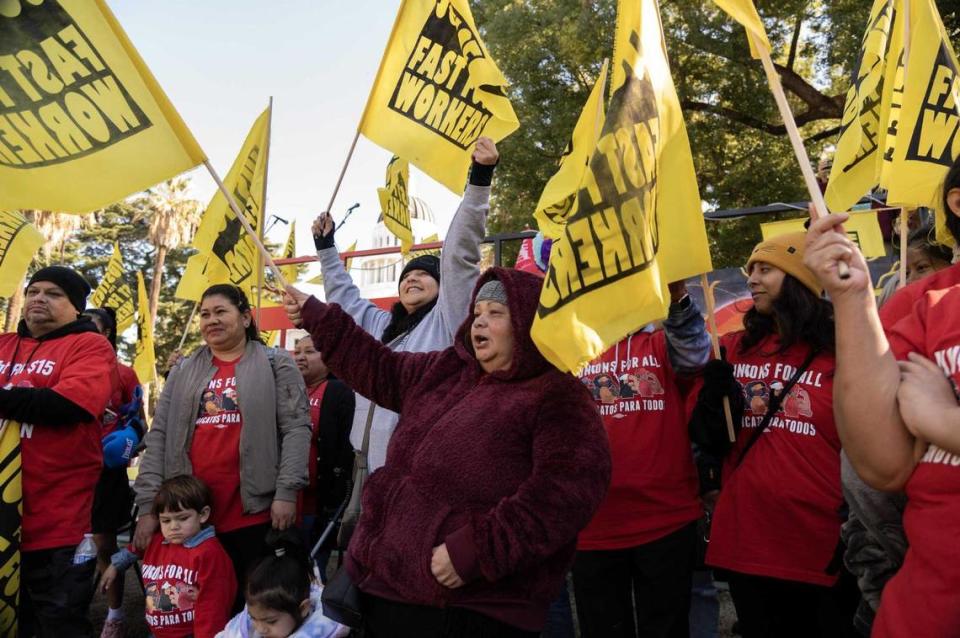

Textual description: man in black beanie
[0,265,117,637]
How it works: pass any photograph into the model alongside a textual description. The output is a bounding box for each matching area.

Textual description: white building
[352,196,440,301]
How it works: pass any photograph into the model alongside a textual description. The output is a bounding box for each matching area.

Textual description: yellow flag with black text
[0,419,22,637]
[534,60,608,240]
[532,0,713,372]
[0,211,42,298]
[761,212,886,258]
[884,0,960,245]
[358,0,519,194]
[0,0,205,213]
[190,109,270,295]
[89,242,135,331]
[279,221,298,284]
[174,253,222,302]
[825,0,904,214]
[378,156,413,253]
[133,272,155,384]
[713,0,772,57]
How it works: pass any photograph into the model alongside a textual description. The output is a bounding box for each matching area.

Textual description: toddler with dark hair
[102,475,237,638]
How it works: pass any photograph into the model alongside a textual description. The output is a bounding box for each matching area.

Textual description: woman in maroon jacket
[282,267,611,637]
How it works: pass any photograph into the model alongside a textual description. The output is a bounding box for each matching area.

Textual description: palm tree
[135,178,201,324]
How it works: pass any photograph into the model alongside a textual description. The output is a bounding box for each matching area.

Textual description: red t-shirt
[878,261,960,329]
[101,363,140,436]
[706,331,842,586]
[0,330,116,551]
[189,358,270,533]
[577,331,701,550]
[299,380,328,517]
[874,286,960,636]
[139,531,236,638]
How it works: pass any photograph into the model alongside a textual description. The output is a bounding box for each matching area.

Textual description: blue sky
[111,0,463,256]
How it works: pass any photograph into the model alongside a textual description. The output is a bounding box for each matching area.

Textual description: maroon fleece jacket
[300,267,611,631]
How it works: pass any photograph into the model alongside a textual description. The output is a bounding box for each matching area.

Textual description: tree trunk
[149,246,167,327]
[5,285,24,332]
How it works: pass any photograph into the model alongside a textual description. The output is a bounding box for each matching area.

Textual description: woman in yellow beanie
[688,232,850,636]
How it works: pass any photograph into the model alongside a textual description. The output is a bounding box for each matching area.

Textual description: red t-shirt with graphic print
[706,331,842,586]
[874,286,960,637]
[189,358,269,533]
[0,331,116,551]
[577,331,701,550]
[299,380,328,516]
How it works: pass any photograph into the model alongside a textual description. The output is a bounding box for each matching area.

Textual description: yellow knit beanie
[746,232,823,297]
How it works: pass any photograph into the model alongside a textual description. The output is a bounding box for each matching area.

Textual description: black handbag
[321,565,363,628]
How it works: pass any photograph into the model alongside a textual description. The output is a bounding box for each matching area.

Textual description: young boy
[101,475,237,638]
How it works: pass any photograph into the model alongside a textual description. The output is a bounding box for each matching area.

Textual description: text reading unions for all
[0,2,152,168]
[389,3,492,149]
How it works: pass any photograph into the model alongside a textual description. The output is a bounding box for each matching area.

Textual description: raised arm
[804,214,916,491]
[291,292,441,414]
[435,138,498,339]
[663,281,711,375]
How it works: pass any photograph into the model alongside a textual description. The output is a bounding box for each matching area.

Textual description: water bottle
[72,533,97,565]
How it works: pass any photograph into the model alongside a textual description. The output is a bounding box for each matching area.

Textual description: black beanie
[28,266,91,313]
[398,255,440,290]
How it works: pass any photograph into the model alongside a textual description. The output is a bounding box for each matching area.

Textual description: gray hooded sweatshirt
[318,184,488,471]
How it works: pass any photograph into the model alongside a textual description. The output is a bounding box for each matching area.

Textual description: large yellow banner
[89,242,135,331]
[0,0,205,213]
[0,211,42,299]
[884,0,960,245]
[190,108,269,296]
[133,271,155,384]
[532,0,713,372]
[533,60,608,241]
[825,0,904,214]
[378,156,413,253]
[358,0,519,194]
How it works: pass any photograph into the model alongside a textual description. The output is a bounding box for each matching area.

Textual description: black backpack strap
[735,347,820,469]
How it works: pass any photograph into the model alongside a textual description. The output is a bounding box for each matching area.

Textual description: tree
[133,177,201,324]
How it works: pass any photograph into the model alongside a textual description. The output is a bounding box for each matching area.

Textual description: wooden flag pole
[899,208,910,288]
[176,301,199,351]
[700,273,737,443]
[256,97,274,326]
[324,131,361,215]
[749,33,850,279]
[203,159,287,288]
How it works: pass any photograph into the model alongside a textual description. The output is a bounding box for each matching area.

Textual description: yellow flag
[0,210,42,298]
[89,242,135,330]
[534,60,608,240]
[761,212,887,258]
[884,0,960,245]
[358,0,519,194]
[133,272,155,383]
[190,109,270,295]
[0,419,22,636]
[712,0,772,57]
[174,253,222,302]
[378,156,414,253]
[0,0,205,213]
[279,221,298,284]
[532,0,713,372]
[825,0,904,213]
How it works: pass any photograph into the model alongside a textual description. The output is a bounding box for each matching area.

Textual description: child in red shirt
[102,475,237,638]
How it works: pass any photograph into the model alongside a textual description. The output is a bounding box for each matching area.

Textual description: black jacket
[314,378,355,515]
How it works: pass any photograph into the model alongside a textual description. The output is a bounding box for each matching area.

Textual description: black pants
[19,546,96,638]
[571,521,696,638]
[361,592,538,638]
[217,522,271,612]
[727,571,859,638]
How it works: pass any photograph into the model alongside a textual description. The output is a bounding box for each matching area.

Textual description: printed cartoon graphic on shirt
[143,574,198,627]
[736,360,824,438]
[196,374,240,427]
[580,352,667,418]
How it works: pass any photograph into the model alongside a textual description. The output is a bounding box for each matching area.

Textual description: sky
[111,0,463,264]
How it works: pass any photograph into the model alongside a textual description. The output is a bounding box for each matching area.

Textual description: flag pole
[256,97,274,326]
[700,273,737,443]
[324,131,361,216]
[202,159,287,288]
[176,301,200,351]
[899,208,910,288]
[749,32,850,279]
